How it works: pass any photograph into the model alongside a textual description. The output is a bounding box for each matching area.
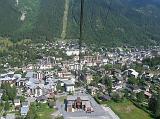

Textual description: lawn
[37,103,55,119]
[106,99,153,119]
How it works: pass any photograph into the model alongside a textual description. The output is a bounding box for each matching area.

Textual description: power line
[105,0,112,23]
[78,0,84,74]
[78,0,112,79]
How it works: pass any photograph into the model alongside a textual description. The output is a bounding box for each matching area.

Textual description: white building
[14,99,21,107]
[128,69,139,78]
[63,80,75,92]
[66,50,79,56]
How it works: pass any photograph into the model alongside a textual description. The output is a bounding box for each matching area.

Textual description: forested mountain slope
[0,0,160,46]
[67,0,160,46]
[0,0,64,41]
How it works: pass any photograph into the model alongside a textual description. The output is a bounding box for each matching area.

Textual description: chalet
[128,69,139,78]
[14,99,21,107]
[16,78,26,87]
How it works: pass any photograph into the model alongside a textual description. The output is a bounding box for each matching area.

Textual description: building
[20,102,29,116]
[66,49,79,56]
[16,78,26,87]
[21,107,29,116]
[128,69,139,78]
[6,114,15,119]
[63,80,75,92]
[0,73,16,84]
[14,99,21,107]
[85,73,93,84]
[66,96,93,113]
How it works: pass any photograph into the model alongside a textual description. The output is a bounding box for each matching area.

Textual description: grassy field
[106,100,153,119]
[37,103,55,119]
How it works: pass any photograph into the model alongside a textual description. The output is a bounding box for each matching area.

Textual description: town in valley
[0,40,160,119]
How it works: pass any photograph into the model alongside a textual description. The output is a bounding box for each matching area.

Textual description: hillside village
[0,41,160,119]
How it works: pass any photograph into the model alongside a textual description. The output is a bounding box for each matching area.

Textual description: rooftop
[21,106,29,114]
[67,96,89,101]
[6,113,15,119]
[63,80,75,86]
